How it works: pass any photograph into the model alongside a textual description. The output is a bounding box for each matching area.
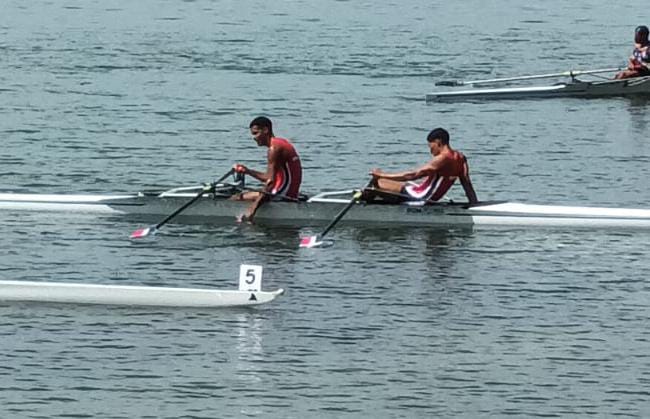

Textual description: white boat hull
[0,280,284,308]
[2,190,650,229]
[426,76,650,101]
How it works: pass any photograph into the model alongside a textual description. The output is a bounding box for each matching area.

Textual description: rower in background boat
[366,128,479,205]
[232,116,303,223]
[615,25,650,79]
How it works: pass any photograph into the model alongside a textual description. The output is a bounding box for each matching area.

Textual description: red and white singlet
[403,150,467,202]
[269,137,302,199]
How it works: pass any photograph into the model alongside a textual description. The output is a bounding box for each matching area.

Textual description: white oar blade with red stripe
[298,180,372,249]
[130,226,154,239]
[299,235,333,248]
[299,235,320,248]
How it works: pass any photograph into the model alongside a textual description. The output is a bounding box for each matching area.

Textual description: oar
[435,67,624,86]
[299,179,372,248]
[130,169,234,239]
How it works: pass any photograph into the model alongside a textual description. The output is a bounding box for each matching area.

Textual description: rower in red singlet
[232,116,302,222]
[615,25,650,79]
[367,127,478,205]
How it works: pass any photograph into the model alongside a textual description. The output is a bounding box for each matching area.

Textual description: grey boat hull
[426,76,650,101]
[3,190,650,229]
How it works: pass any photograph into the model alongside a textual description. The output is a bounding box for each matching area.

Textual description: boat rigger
[2,185,650,229]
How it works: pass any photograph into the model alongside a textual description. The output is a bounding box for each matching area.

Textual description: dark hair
[249,116,273,131]
[426,127,449,145]
[636,25,649,43]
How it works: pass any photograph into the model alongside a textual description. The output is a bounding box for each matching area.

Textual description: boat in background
[426,67,650,101]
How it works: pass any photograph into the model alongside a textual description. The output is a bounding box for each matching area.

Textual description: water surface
[2,0,650,417]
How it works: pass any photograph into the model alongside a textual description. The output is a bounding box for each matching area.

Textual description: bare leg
[376,178,404,193]
[615,68,644,79]
[362,178,406,202]
[230,191,261,201]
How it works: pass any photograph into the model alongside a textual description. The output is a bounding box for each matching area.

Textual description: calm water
[2,0,650,417]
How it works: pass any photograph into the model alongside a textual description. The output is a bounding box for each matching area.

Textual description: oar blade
[299,235,320,248]
[298,179,372,249]
[130,226,154,239]
[299,235,333,249]
[435,80,462,87]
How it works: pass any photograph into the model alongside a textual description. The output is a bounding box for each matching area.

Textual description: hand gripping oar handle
[130,169,234,239]
[300,179,373,248]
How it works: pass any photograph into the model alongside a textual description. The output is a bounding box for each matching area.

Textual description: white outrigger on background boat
[426,67,650,101]
[2,178,650,229]
[0,265,284,308]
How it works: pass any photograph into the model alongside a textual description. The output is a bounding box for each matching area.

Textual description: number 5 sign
[239,264,263,292]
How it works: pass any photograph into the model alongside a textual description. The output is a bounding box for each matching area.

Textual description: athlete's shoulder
[438,148,461,162]
[271,137,296,150]
[271,136,291,144]
[446,147,466,160]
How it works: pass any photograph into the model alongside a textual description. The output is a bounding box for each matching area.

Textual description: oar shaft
[319,193,360,238]
[319,180,373,239]
[437,67,623,86]
[155,189,208,228]
[154,169,234,229]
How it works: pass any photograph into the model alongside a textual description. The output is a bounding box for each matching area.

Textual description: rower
[615,25,650,79]
[232,116,303,222]
[366,127,478,205]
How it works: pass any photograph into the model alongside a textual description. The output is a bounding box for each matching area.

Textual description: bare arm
[263,145,281,191]
[240,146,281,222]
[371,160,438,182]
[459,159,478,204]
[241,188,270,222]
[246,169,269,183]
[235,165,269,184]
[233,146,281,184]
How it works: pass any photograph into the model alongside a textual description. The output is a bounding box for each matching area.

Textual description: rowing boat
[426,75,650,101]
[3,183,650,229]
[0,265,283,308]
[0,280,283,307]
[427,66,650,101]
[0,280,284,307]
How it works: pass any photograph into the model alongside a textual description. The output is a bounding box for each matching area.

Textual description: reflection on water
[625,95,650,133]
[205,224,303,260]
[625,95,650,108]
[235,313,264,362]
[352,225,474,246]
[353,226,476,273]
